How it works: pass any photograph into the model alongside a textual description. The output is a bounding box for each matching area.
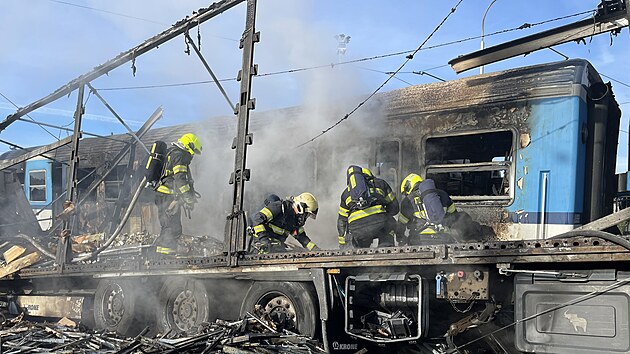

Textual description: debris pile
[0,314,324,353]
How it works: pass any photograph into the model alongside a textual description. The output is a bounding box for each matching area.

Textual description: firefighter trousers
[349,219,395,248]
[155,193,182,249]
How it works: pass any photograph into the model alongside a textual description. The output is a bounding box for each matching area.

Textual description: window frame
[422,129,516,205]
[28,169,48,203]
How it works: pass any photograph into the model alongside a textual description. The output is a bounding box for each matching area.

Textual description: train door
[24,157,53,231]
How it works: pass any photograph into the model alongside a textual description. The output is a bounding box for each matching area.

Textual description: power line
[297,0,465,148]
[0,91,60,141]
[355,67,415,86]
[601,74,630,89]
[45,0,238,42]
[46,0,165,25]
[95,9,594,92]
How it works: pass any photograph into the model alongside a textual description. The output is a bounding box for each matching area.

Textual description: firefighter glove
[165,200,180,216]
[254,237,271,254]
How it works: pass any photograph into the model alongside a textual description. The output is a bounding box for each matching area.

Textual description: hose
[14,233,56,259]
[550,229,630,252]
[73,176,147,262]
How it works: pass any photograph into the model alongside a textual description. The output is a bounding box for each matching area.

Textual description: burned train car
[313,58,622,241]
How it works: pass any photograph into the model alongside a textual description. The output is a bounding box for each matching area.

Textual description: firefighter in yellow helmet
[250,192,321,253]
[397,173,457,245]
[154,133,202,255]
[337,165,399,248]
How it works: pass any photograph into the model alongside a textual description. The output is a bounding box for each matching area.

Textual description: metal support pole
[225,0,258,267]
[56,85,85,269]
[184,32,237,113]
[86,83,151,154]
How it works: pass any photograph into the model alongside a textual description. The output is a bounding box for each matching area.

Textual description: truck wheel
[93,279,142,336]
[240,282,318,338]
[156,278,210,334]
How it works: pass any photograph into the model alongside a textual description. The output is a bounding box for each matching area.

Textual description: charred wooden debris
[0,312,324,354]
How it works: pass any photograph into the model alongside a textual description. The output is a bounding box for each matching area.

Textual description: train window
[375,141,400,192]
[104,166,124,201]
[424,131,513,204]
[28,170,47,202]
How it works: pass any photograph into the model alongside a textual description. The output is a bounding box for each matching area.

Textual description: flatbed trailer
[2,232,630,353]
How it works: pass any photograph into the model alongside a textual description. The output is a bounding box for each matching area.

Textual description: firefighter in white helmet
[250,192,321,253]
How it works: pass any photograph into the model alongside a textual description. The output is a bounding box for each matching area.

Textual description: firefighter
[397,173,457,245]
[250,192,321,253]
[154,133,202,256]
[337,165,399,248]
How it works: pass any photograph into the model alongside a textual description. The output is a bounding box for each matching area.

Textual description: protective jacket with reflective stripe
[398,189,456,236]
[156,146,194,200]
[337,176,399,237]
[251,200,315,249]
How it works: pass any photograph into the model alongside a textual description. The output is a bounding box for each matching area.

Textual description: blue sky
[1,0,628,168]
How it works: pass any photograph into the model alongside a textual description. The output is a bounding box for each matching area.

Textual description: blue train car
[313,59,623,241]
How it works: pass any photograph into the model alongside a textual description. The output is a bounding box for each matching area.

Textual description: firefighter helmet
[401,173,423,195]
[294,192,319,220]
[178,133,203,155]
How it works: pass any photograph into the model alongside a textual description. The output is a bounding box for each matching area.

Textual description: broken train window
[424,130,514,204]
[374,140,401,194]
[28,170,47,202]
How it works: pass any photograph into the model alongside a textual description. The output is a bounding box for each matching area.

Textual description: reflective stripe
[269,224,289,236]
[399,214,410,224]
[348,204,385,223]
[345,196,352,206]
[420,227,437,234]
[338,206,349,217]
[446,203,457,213]
[146,143,157,169]
[350,174,356,188]
[253,225,266,235]
[260,207,273,221]
[156,246,175,254]
[338,236,346,245]
[173,165,188,174]
[179,184,190,193]
[306,242,316,250]
[157,185,173,194]
[413,210,426,219]
[384,192,395,203]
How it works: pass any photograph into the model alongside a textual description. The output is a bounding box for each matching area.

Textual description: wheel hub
[104,284,125,326]
[172,290,198,331]
[262,295,297,331]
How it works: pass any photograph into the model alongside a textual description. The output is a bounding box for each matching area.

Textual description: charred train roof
[382,58,607,119]
[0,59,615,166]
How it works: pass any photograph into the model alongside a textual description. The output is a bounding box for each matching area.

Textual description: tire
[93,279,144,336]
[239,281,318,338]
[156,278,210,334]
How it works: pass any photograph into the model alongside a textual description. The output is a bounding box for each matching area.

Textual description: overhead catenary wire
[296,0,466,148]
[354,66,415,86]
[45,0,238,42]
[0,91,61,141]
[94,9,596,92]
